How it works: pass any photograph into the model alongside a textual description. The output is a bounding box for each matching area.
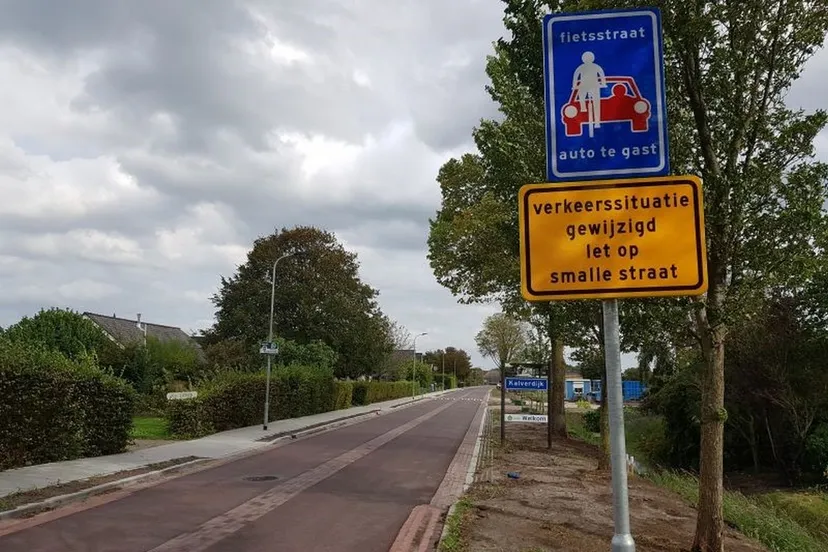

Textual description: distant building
[83,312,204,358]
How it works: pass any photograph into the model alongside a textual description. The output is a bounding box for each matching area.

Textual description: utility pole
[441,352,446,391]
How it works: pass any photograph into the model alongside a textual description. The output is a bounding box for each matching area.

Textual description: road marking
[148,400,456,552]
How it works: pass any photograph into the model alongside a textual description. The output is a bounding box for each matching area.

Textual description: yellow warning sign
[519,175,707,301]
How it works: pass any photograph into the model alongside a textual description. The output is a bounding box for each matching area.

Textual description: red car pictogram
[561,76,651,137]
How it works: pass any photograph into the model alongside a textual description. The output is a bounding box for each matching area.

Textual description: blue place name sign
[505,377,549,391]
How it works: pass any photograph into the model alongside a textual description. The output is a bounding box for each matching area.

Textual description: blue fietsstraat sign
[542,8,669,181]
[505,377,548,391]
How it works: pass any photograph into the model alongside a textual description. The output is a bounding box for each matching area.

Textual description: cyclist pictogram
[564,51,652,138]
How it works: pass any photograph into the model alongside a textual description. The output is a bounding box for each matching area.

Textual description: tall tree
[475,313,527,372]
[387,320,413,350]
[207,226,393,379]
[423,347,474,382]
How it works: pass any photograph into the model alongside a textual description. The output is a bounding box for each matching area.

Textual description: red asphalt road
[0,388,487,552]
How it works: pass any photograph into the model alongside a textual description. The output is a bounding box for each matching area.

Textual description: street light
[412,332,427,398]
[263,250,304,431]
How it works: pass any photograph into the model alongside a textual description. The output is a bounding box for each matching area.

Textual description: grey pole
[263,252,298,431]
[441,353,445,391]
[602,299,635,552]
[412,332,427,398]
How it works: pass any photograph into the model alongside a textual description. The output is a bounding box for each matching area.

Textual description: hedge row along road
[0,387,487,552]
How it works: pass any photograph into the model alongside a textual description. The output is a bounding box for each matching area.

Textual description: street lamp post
[263,251,302,431]
[412,332,427,398]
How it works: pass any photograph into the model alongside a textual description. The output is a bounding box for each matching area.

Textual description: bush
[166,365,336,437]
[352,380,416,406]
[0,339,135,470]
[167,397,213,438]
[366,381,414,403]
[803,423,828,480]
[332,381,353,410]
[583,409,601,433]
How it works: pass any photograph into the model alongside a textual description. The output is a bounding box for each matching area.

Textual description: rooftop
[83,312,198,348]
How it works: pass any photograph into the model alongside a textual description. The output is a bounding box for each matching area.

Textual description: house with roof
[82,312,204,358]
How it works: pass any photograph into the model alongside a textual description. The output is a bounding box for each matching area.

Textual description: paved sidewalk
[0,389,453,498]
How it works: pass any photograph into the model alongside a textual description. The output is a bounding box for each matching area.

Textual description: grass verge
[439,497,472,552]
[649,471,827,552]
[566,408,828,552]
[762,491,828,543]
[131,416,172,440]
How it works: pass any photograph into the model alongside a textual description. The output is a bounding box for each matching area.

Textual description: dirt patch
[0,456,204,515]
[457,423,768,552]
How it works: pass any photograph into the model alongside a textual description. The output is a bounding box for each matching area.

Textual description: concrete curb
[0,391,451,521]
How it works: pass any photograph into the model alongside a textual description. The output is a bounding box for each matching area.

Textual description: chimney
[136,313,142,327]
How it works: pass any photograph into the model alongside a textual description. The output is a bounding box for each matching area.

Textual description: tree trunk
[692,308,726,552]
[551,337,567,437]
[598,370,610,470]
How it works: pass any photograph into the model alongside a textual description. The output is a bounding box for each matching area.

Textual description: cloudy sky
[0,2,825,369]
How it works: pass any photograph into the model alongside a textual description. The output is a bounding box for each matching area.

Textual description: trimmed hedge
[168,365,336,438]
[333,381,353,410]
[352,380,416,406]
[0,339,135,470]
[168,373,419,438]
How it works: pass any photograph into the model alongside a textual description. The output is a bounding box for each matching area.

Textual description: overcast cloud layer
[0,1,825,368]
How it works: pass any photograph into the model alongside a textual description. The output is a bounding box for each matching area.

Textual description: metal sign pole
[500,367,506,445]
[263,354,273,430]
[602,299,635,552]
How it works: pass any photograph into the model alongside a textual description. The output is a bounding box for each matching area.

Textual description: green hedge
[434,374,458,390]
[333,381,353,410]
[352,380,416,406]
[167,365,336,438]
[0,339,135,470]
[168,375,419,438]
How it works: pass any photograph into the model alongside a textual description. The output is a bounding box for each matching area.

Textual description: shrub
[0,339,135,470]
[332,381,353,410]
[803,423,828,480]
[2,307,119,363]
[366,380,415,403]
[352,381,370,405]
[166,365,336,437]
[583,409,601,433]
[352,380,416,405]
[167,397,213,438]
